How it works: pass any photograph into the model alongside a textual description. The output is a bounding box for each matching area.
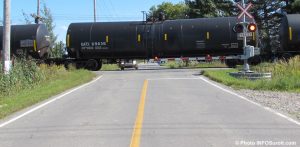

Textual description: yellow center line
[130,80,148,147]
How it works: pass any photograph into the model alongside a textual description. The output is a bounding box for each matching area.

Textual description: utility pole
[2,0,11,74]
[37,0,40,17]
[94,0,96,22]
[141,11,146,21]
[35,0,40,24]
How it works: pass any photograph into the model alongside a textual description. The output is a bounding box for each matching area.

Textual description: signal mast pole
[242,0,250,72]
[2,0,11,74]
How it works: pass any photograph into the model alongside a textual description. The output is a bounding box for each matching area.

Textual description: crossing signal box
[233,23,257,33]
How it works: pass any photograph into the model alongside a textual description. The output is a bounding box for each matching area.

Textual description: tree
[250,0,285,56]
[148,2,188,20]
[185,0,235,18]
[282,0,300,13]
[52,41,65,58]
[23,3,61,58]
[39,3,58,57]
[292,0,300,13]
[22,11,33,24]
[284,0,295,13]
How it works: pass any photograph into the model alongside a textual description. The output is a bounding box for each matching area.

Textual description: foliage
[163,60,227,69]
[0,58,41,96]
[148,2,188,20]
[0,58,62,97]
[203,56,300,92]
[292,0,300,13]
[185,0,235,18]
[22,10,33,24]
[250,0,285,55]
[52,41,65,58]
[0,59,95,119]
[285,0,300,13]
[101,64,120,71]
[39,3,58,57]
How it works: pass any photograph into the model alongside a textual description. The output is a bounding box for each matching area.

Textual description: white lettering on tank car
[81,41,109,50]
[81,42,90,47]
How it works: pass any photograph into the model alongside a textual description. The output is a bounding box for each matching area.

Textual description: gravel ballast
[236,89,300,121]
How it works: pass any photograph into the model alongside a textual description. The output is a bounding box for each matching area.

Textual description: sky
[1,0,183,42]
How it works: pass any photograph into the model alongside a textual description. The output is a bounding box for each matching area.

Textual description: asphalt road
[0,68,299,147]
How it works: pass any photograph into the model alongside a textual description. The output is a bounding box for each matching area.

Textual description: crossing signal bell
[233,23,257,33]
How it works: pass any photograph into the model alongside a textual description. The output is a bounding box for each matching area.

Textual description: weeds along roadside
[251,56,300,92]
[0,58,96,119]
[0,57,98,98]
[203,56,300,92]
[163,60,227,69]
[1,58,41,97]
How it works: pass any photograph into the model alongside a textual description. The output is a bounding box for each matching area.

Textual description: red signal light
[248,23,257,32]
[233,24,244,33]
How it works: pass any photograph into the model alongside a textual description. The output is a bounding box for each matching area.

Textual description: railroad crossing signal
[236,2,253,19]
[233,22,257,33]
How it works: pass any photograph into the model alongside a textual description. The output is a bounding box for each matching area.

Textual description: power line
[107,0,119,18]
[94,0,96,22]
[97,0,113,21]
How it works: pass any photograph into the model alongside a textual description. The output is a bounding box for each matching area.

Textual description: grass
[203,56,300,93]
[100,64,120,71]
[0,60,96,119]
[163,60,227,69]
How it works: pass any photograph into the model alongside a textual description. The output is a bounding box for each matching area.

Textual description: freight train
[0,14,299,70]
[66,16,258,70]
[0,24,50,59]
[279,14,300,59]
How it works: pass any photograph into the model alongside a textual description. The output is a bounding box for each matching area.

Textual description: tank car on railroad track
[279,14,300,59]
[0,24,50,59]
[66,16,258,70]
[1,14,299,70]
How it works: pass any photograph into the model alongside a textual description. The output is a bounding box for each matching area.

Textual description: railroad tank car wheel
[85,59,102,71]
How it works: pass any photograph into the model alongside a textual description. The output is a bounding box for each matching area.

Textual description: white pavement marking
[198,76,300,126]
[0,75,103,128]
[148,77,200,81]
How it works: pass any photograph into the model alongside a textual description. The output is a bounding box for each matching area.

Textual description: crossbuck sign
[237,2,253,19]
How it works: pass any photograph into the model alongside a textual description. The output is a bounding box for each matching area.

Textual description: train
[0,14,299,70]
[66,16,258,70]
[279,14,300,58]
[0,24,50,59]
